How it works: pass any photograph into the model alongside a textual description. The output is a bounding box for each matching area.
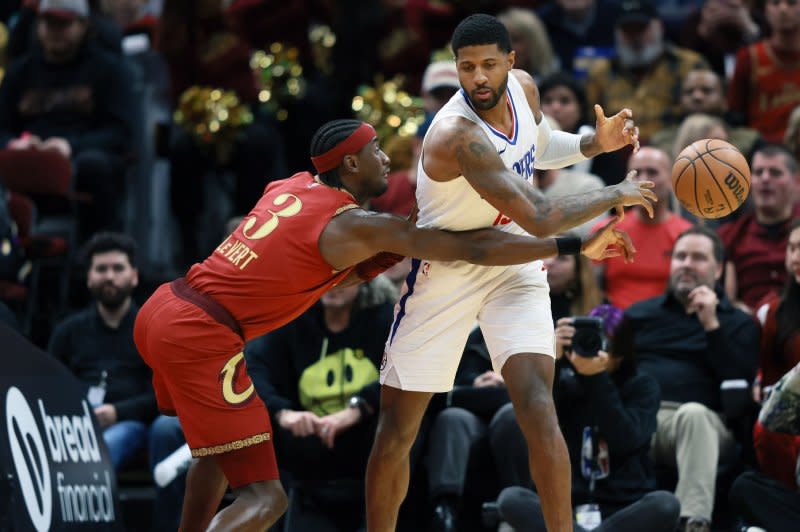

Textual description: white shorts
[381,258,554,392]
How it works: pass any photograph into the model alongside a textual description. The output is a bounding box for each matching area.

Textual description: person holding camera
[624,226,759,532]
[493,304,680,532]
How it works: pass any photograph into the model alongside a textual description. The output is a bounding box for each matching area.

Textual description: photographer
[494,305,680,532]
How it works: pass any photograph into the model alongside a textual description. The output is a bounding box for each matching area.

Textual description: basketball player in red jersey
[134,119,652,531]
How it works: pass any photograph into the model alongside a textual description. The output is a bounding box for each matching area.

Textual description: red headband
[311,123,377,174]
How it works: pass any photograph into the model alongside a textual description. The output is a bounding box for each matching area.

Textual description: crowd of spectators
[2,1,800,531]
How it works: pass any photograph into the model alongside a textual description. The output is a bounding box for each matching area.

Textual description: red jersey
[729,41,800,143]
[592,212,692,309]
[186,172,359,340]
[717,205,800,309]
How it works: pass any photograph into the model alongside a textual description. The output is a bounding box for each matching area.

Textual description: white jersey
[381,72,555,393]
[416,72,540,236]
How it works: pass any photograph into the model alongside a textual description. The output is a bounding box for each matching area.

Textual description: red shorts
[134,283,278,487]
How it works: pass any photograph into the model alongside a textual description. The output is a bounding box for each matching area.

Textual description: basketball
[671,139,751,219]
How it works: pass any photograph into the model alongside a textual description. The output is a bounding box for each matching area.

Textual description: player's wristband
[555,237,582,256]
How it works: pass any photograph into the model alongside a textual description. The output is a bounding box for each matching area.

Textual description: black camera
[570,316,607,358]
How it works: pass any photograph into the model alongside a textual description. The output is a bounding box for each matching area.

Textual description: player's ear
[507,50,515,70]
[342,154,359,174]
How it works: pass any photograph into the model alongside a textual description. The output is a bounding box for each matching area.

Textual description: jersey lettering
[242,193,303,240]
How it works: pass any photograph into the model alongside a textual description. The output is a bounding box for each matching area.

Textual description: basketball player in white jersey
[365,14,657,532]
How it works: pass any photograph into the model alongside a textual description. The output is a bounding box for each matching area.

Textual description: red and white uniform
[134,172,357,486]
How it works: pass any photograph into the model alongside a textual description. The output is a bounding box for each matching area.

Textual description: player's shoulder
[426,114,483,148]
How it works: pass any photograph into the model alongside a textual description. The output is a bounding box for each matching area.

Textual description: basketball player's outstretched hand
[581,208,637,263]
[593,104,640,153]
[615,170,657,218]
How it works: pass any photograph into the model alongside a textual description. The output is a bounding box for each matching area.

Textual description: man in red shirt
[719,143,800,311]
[134,119,654,531]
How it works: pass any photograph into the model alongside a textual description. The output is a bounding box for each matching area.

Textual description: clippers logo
[6,386,52,532]
[220,352,255,406]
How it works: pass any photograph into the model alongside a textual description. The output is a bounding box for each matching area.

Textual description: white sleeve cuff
[533,116,588,170]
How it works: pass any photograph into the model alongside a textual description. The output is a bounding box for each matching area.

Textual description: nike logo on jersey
[497,146,507,155]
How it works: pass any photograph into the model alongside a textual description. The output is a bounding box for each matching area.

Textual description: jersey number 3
[241,193,303,240]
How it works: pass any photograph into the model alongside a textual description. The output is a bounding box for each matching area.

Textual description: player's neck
[475,93,513,137]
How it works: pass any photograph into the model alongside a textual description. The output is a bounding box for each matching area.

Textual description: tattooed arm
[422,117,656,237]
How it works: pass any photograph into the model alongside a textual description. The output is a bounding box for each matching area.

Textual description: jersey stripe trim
[388,258,421,345]
[459,87,519,145]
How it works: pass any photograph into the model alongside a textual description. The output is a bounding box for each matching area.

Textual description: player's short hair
[674,225,725,265]
[752,143,799,174]
[310,119,363,187]
[451,14,511,56]
[82,231,137,269]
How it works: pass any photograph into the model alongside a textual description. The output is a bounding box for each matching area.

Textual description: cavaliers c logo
[219,352,255,406]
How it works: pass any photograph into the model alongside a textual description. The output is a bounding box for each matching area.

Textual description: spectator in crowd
[99,0,157,40]
[750,220,800,491]
[497,7,558,80]
[585,0,708,143]
[0,0,136,237]
[537,0,617,77]
[156,0,286,267]
[730,360,800,530]
[593,147,692,309]
[538,72,624,185]
[494,304,681,532]
[651,68,762,160]
[719,144,800,312]
[6,0,123,59]
[678,0,763,79]
[728,0,800,143]
[244,277,396,531]
[672,114,729,159]
[784,106,800,205]
[624,225,759,532]
[48,232,157,470]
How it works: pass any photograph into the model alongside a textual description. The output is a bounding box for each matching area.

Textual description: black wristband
[555,237,582,256]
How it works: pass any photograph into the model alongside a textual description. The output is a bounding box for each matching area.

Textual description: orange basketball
[671,139,751,219]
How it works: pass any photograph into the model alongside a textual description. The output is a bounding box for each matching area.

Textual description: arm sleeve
[67,58,136,154]
[580,372,660,455]
[113,391,158,423]
[533,116,588,170]
[705,314,759,383]
[244,328,296,415]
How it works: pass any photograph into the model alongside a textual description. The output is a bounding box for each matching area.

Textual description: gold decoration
[173,86,253,164]
[351,75,426,141]
[190,432,271,457]
[309,24,336,75]
[430,44,454,64]
[251,43,307,122]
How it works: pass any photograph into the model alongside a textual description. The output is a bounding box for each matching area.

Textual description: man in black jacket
[48,231,156,470]
[493,304,680,532]
[0,0,135,236]
[623,225,759,532]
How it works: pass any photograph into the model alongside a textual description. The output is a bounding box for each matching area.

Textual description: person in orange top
[134,119,647,532]
[593,146,692,309]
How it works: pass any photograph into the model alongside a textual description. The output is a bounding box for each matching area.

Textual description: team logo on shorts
[219,352,255,406]
[421,261,431,278]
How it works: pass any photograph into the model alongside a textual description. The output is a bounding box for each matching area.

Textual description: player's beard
[469,75,508,111]
[90,281,133,311]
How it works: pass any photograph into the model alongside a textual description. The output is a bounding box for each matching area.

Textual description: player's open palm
[582,208,636,263]
[614,170,658,218]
